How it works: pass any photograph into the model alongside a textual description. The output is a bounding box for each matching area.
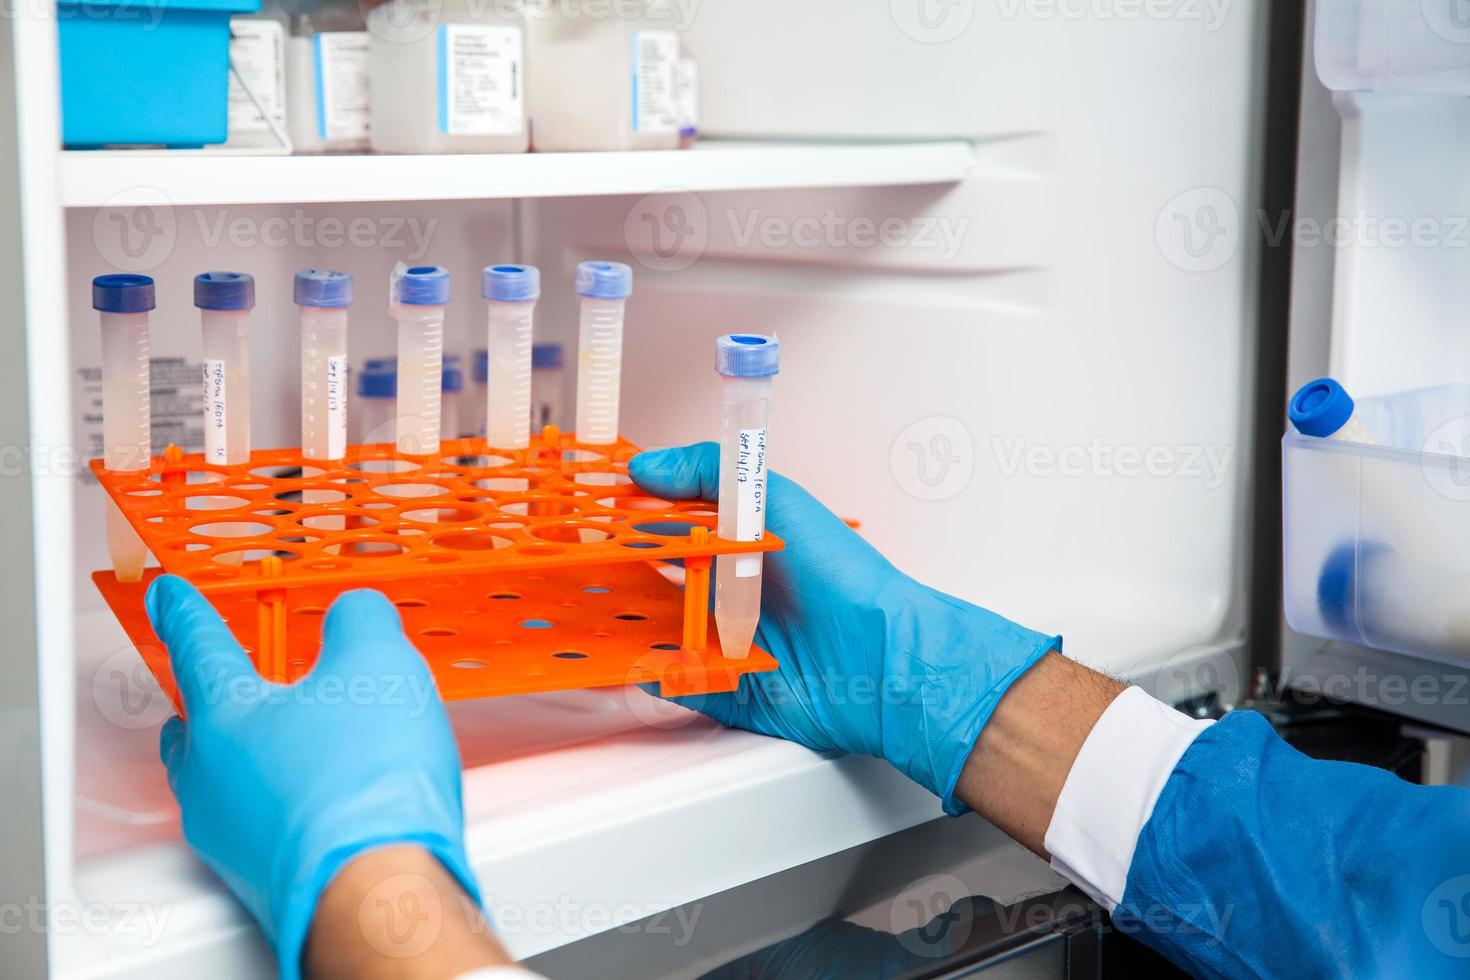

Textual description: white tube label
[438,24,523,135]
[203,359,228,465]
[327,354,347,460]
[735,427,767,577]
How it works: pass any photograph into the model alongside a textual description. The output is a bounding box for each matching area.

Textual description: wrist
[305,844,511,980]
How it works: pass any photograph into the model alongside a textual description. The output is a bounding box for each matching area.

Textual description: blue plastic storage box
[57,0,262,148]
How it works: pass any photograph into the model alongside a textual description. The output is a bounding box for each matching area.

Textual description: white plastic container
[573,261,631,445]
[286,1,371,153]
[295,269,351,461]
[525,0,679,151]
[368,0,528,154]
[93,274,154,583]
[226,5,291,149]
[1316,0,1470,95]
[531,342,565,431]
[195,272,254,466]
[355,359,397,444]
[1284,384,1470,665]
[482,264,539,450]
[392,265,449,455]
[714,335,778,660]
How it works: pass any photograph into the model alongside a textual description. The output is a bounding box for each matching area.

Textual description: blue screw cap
[294,269,353,308]
[483,264,540,302]
[358,360,396,398]
[715,334,780,378]
[393,265,450,306]
[575,261,632,300]
[532,343,564,370]
[92,273,155,313]
[473,349,488,383]
[194,271,255,311]
[443,354,464,393]
[1289,378,1355,438]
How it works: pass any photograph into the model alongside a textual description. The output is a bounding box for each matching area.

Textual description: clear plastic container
[93,274,155,583]
[1284,384,1470,664]
[355,358,396,444]
[368,0,528,154]
[525,0,679,151]
[392,265,449,456]
[483,264,539,450]
[286,0,371,153]
[573,261,631,446]
[295,269,351,461]
[1316,0,1470,95]
[195,272,254,466]
[714,335,778,660]
[531,342,564,431]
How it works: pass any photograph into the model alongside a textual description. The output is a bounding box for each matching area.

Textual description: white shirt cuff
[1043,685,1214,911]
[454,968,542,980]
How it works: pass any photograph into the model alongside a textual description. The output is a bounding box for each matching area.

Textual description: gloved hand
[145,575,480,980]
[629,442,1059,815]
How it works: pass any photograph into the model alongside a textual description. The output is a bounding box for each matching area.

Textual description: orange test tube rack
[90,427,781,712]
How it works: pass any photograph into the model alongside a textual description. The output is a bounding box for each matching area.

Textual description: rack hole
[489,592,521,600]
[192,521,273,538]
[182,494,251,511]
[433,530,513,552]
[348,458,420,474]
[323,540,405,557]
[650,642,681,651]
[420,626,458,638]
[446,453,513,468]
[520,619,554,630]
[531,522,611,544]
[553,651,588,660]
[581,585,611,594]
[621,541,663,550]
[614,612,648,621]
[395,598,427,608]
[451,659,488,669]
[278,488,347,503]
[250,464,324,479]
[499,498,576,517]
[598,495,671,511]
[401,506,478,525]
[295,606,326,616]
[374,483,450,499]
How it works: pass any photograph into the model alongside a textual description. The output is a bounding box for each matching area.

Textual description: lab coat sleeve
[1114,708,1470,978]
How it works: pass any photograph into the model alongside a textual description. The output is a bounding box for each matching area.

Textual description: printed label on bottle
[202,359,228,465]
[315,32,370,142]
[437,24,523,136]
[632,30,679,135]
[675,58,697,136]
[227,19,287,136]
[327,354,347,459]
[735,427,767,577]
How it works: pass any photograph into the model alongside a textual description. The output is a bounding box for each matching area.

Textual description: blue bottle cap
[575,261,632,300]
[473,349,488,383]
[1289,378,1355,438]
[443,354,464,393]
[532,343,564,370]
[358,361,396,398]
[194,271,255,311]
[364,356,397,372]
[294,269,353,308]
[393,265,450,306]
[483,264,540,302]
[92,273,155,313]
[715,334,780,378]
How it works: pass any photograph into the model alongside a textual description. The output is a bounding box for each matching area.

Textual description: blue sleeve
[1115,710,1470,978]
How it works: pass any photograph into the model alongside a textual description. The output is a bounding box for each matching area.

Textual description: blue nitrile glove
[145,575,480,980]
[629,442,1059,814]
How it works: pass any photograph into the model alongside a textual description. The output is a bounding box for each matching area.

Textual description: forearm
[305,845,516,980]
[954,651,1125,856]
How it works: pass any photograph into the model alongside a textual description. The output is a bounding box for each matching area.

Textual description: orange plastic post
[160,444,185,487]
[256,556,287,682]
[682,526,711,652]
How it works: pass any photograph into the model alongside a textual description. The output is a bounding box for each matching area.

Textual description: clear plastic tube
[486,298,535,449]
[395,302,445,455]
[716,374,772,660]
[300,306,349,461]
[574,296,625,445]
[200,309,252,466]
[100,309,151,581]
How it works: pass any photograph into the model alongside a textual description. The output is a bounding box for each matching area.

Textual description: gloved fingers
[635,681,738,728]
[158,715,186,792]
[629,442,720,502]
[146,574,255,718]
[318,588,425,675]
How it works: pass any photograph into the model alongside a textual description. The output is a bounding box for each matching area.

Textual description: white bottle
[93,274,155,583]
[287,1,371,153]
[368,0,528,154]
[226,3,291,149]
[525,0,680,151]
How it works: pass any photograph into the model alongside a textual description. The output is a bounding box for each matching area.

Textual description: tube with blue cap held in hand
[1289,377,1374,444]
